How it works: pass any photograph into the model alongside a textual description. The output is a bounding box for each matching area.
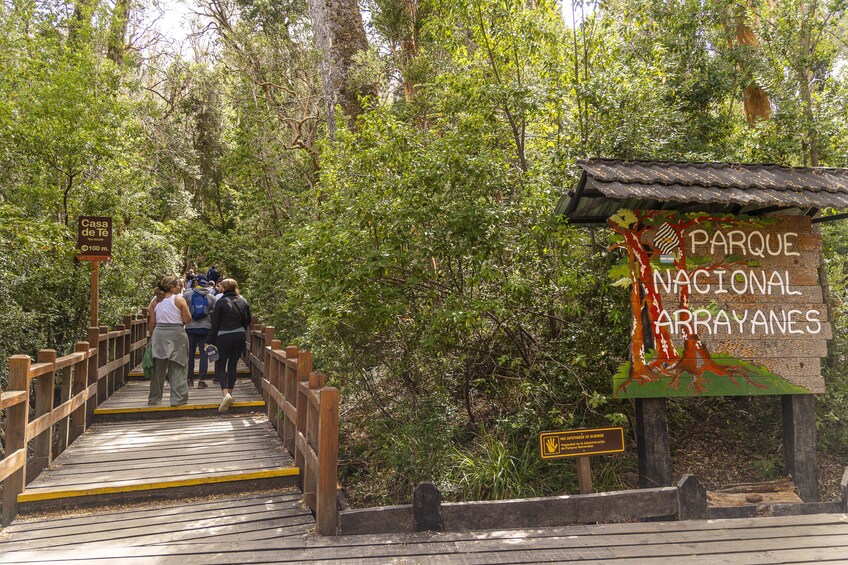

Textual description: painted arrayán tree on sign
[608,210,828,398]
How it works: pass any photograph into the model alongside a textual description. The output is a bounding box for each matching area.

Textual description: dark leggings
[186,330,209,380]
[214,332,244,390]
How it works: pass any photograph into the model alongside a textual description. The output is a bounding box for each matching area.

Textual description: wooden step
[128,357,250,379]
[18,415,297,514]
[95,380,264,421]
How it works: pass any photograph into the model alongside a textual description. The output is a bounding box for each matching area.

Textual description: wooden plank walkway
[3,343,846,562]
[127,357,250,379]
[1,503,846,563]
[17,414,298,512]
[95,379,264,420]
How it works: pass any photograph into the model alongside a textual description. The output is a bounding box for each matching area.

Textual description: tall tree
[107,0,131,65]
[308,0,374,133]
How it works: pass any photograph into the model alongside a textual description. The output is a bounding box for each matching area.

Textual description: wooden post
[413,482,442,532]
[782,394,818,502]
[267,338,282,425]
[115,324,126,390]
[3,355,31,525]
[69,342,89,444]
[294,350,313,485]
[90,261,99,328]
[677,474,707,520]
[30,350,57,481]
[283,346,299,452]
[122,315,134,382]
[262,326,274,400]
[576,456,593,494]
[305,373,322,506]
[97,325,108,403]
[249,325,260,385]
[317,384,339,536]
[56,363,73,456]
[86,327,100,426]
[635,398,672,488]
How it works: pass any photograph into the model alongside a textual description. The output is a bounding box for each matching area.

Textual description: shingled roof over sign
[555,158,848,223]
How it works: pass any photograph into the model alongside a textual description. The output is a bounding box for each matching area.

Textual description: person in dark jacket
[206,278,251,412]
[206,265,220,284]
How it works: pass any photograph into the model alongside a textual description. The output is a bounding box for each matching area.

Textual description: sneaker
[218,393,234,413]
[197,381,208,389]
[188,379,195,388]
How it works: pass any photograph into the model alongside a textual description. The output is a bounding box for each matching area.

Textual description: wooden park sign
[608,210,827,399]
[76,216,112,327]
[539,426,625,460]
[539,426,625,495]
[76,216,112,261]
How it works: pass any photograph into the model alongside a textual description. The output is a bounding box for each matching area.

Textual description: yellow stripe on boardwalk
[18,468,299,503]
[94,401,265,415]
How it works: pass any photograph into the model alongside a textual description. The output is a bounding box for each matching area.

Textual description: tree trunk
[107,0,131,66]
[307,0,374,134]
[796,1,819,167]
[69,0,94,47]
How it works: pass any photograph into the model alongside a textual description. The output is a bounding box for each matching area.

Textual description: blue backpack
[190,292,210,321]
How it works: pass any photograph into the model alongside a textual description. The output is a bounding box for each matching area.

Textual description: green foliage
[0,3,182,377]
[6,0,848,505]
[449,434,543,500]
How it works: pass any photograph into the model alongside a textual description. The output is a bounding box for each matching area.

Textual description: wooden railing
[246,324,339,536]
[0,313,148,524]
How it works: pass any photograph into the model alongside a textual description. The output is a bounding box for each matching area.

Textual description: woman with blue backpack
[182,275,215,388]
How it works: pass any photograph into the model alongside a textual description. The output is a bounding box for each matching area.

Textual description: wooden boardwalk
[95,379,264,419]
[11,372,299,514]
[18,414,297,512]
[3,328,846,563]
[126,357,250,379]
[1,504,847,563]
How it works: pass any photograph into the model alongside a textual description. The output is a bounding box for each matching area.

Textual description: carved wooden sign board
[608,210,827,398]
[76,216,113,261]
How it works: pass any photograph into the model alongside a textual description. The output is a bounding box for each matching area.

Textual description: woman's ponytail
[155,276,179,302]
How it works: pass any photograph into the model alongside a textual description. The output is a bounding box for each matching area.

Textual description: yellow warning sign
[539,426,625,460]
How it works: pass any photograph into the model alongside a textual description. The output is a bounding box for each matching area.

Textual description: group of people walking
[146,266,251,413]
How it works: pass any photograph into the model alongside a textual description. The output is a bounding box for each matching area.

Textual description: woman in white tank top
[154,295,184,324]
[147,276,192,406]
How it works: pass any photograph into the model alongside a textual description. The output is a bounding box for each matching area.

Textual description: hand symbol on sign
[545,437,558,454]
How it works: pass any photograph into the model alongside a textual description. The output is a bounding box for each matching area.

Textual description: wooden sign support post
[635,398,672,489]
[576,456,593,494]
[90,261,99,328]
[76,216,112,329]
[782,394,818,501]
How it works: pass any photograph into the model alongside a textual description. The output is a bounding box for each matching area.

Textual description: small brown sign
[76,216,112,261]
[539,426,625,460]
